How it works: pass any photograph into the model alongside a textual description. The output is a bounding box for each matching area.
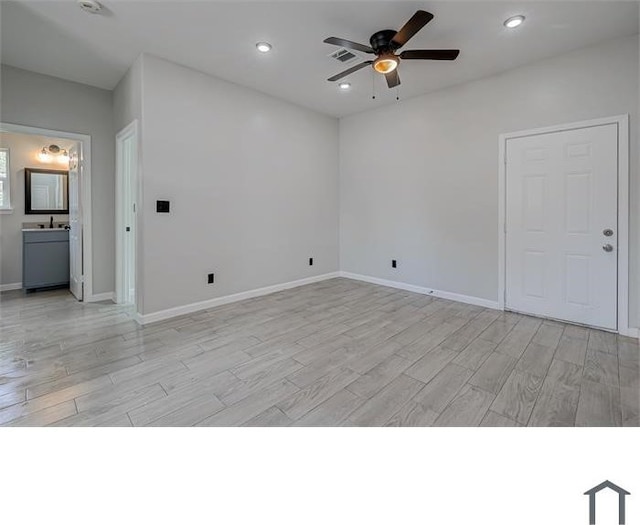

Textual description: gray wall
[113,56,142,134]
[138,55,339,315]
[339,35,639,328]
[0,65,115,295]
[0,132,74,286]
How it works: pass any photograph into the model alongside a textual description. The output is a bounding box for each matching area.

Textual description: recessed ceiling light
[504,15,525,29]
[256,42,272,53]
[77,0,103,14]
[338,82,351,90]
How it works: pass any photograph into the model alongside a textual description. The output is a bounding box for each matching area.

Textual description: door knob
[603,228,614,237]
[603,244,614,252]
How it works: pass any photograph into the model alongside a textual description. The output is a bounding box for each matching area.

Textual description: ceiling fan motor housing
[369,30,398,53]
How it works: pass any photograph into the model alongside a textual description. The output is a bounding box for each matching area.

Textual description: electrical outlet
[207,273,214,284]
[392,259,397,268]
[309,257,314,266]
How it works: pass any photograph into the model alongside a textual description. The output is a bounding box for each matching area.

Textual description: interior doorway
[0,122,93,300]
[115,121,138,306]
[498,115,630,334]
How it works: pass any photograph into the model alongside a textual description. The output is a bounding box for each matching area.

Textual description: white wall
[340,35,639,327]
[138,55,339,315]
[0,65,115,294]
[0,132,74,286]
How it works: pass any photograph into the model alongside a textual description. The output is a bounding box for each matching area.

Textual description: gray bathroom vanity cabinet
[22,229,70,291]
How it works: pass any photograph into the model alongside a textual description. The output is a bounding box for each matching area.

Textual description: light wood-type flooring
[1,278,638,427]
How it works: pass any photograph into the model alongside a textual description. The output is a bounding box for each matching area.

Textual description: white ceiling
[1,1,638,117]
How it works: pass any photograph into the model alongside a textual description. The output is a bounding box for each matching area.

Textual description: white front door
[68,144,83,300]
[505,123,618,330]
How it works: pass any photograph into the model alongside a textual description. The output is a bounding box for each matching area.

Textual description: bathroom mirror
[24,168,69,214]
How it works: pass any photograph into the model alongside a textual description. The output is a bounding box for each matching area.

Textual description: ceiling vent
[77,0,103,14]
[328,48,359,64]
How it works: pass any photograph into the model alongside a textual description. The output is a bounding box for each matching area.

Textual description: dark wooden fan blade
[391,10,434,48]
[323,37,375,54]
[385,69,400,88]
[327,61,373,82]
[399,49,460,60]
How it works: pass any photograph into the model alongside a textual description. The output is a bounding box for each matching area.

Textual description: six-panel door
[505,123,618,330]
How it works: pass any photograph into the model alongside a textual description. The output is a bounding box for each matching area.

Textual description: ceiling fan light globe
[373,56,398,74]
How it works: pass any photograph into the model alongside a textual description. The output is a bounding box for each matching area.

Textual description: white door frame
[0,121,95,301]
[115,120,138,306]
[498,114,632,336]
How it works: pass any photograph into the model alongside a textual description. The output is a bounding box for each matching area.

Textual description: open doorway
[115,121,138,306]
[0,123,92,300]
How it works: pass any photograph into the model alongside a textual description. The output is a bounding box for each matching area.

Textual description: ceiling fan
[324,10,460,88]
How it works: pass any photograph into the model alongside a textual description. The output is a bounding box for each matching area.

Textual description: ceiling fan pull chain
[396,87,400,101]
[371,70,376,100]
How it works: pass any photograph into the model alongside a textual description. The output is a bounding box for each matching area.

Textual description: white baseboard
[0,282,22,292]
[85,291,115,303]
[619,326,639,339]
[339,271,500,310]
[339,272,640,340]
[137,272,341,325]
[129,269,639,340]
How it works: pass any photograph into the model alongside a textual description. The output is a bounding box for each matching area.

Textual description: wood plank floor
[1,278,638,427]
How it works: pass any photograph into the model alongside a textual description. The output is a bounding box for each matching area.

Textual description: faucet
[49,216,53,229]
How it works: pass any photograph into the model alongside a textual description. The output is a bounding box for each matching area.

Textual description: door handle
[126,227,130,232]
[603,244,614,252]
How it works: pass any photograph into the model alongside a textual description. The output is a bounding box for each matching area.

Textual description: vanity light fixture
[38,147,51,163]
[338,82,351,90]
[504,15,525,28]
[256,42,272,53]
[38,144,69,165]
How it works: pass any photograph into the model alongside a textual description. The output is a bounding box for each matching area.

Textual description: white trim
[137,272,341,325]
[498,133,507,312]
[85,291,114,303]
[498,114,631,334]
[115,120,138,308]
[0,282,22,292]
[0,121,94,301]
[340,271,500,310]
[0,147,12,210]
